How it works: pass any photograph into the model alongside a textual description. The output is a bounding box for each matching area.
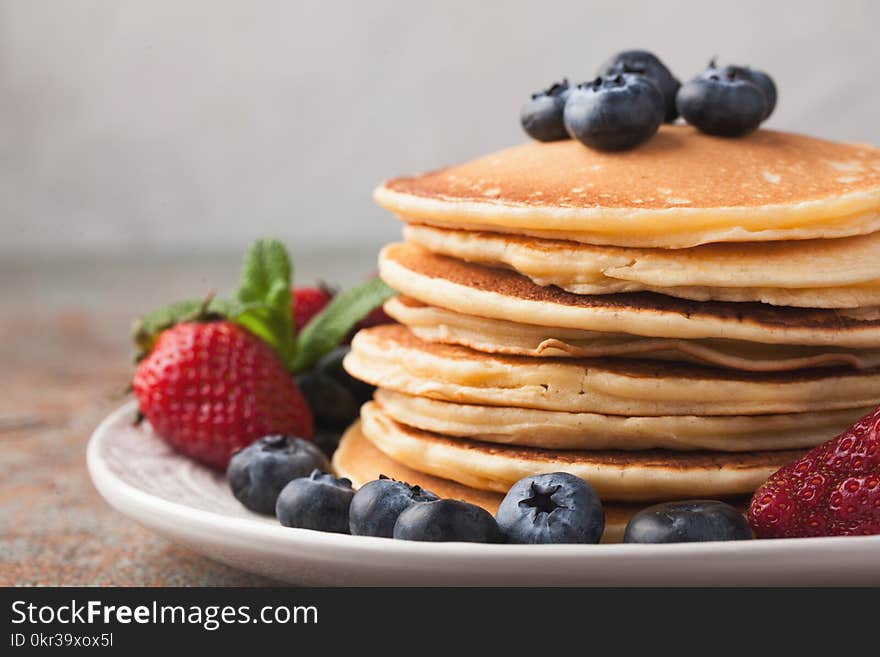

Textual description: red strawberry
[749,406,880,538]
[133,321,313,470]
[292,285,334,332]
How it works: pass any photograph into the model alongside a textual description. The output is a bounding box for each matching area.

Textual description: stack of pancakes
[335,125,880,541]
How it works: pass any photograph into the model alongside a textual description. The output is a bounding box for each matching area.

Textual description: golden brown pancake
[359,403,800,502]
[375,126,880,248]
[374,388,867,452]
[332,421,656,543]
[334,420,505,513]
[385,296,880,371]
[379,242,880,348]
[345,325,880,415]
[403,223,880,308]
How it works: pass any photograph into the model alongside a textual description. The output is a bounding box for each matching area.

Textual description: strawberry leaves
[132,297,230,359]
[132,238,394,374]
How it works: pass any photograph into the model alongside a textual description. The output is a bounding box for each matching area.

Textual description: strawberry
[748,406,880,538]
[133,321,313,470]
[292,285,334,333]
[131,239,394,469]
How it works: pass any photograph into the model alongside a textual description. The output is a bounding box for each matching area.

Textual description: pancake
[404,223,880,308]
[334,420,505,513]
[332,421,651,543]
[345,325,880,416]
[385,296,880,371]
[375,126,880,248]
[374,388,868,452]
[379,242,880,348]
[359,403,800,502]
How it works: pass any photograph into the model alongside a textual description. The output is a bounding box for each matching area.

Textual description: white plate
[87,403,880,586]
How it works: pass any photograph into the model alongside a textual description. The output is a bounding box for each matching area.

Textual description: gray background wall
[2,0,879,260]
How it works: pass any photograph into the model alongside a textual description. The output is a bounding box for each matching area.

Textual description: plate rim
[87,402,880,563]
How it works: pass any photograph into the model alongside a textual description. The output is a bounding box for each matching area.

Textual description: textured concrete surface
[0,252,374,586]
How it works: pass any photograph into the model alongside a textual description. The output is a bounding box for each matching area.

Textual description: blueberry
[676,64,768,137]
[599,50,681,122]
[226,435,331,515]
[393,499,501,543]
[349,476,440,538]
[276,470,355,533]
[495,472,604,544]
[743,69,776,119]
[296,370,360,431]
[317,346,375,406]
[623,500,753,543]
[706,62,776,119]
[563,74,664,151]
[520,79,572,142]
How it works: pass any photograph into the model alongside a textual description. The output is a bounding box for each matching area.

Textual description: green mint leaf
[291,277,395,373]
[232,239,296,367]
[236,239,292,306]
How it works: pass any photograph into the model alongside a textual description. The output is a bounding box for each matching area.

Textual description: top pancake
[375,126,880,248]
